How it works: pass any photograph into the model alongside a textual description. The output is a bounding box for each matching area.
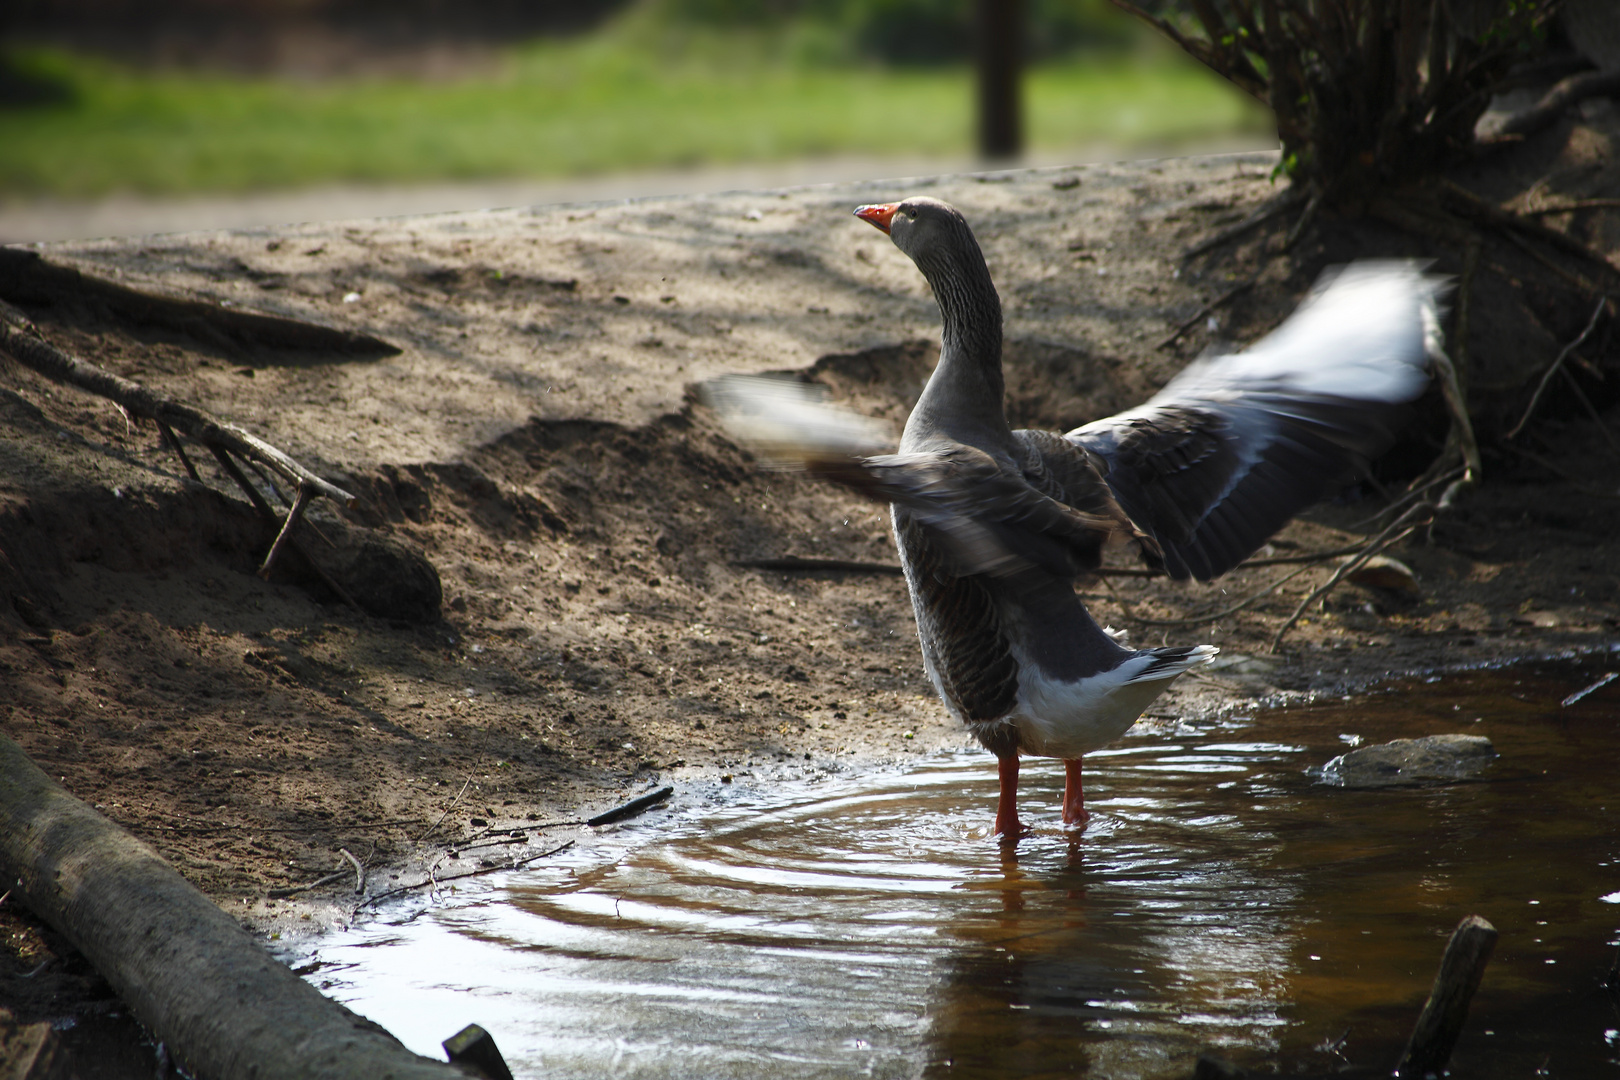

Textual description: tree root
[1179,188,1307,261]
[0,246,398,361]
[1477,68,1620,142]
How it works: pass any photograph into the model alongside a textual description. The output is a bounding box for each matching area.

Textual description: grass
[0,32,1270,199]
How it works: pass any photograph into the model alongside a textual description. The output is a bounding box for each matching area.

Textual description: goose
[710,196,1441,837]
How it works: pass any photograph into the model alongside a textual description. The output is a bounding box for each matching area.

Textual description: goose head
[855,196,984,279]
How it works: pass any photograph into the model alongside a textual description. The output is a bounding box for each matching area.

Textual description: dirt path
[0,138,1277,244]
[3,140,1619,1048]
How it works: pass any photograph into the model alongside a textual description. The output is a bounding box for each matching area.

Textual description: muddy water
[305,659,1620,1078]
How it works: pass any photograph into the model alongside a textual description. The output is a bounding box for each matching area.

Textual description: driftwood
[586,785,674,826]
[0,732,469,1080]
[1396,915,1498,1078]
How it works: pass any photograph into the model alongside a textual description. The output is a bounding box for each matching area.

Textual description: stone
[1320,734,1496,788]
[1346,555,1421,596]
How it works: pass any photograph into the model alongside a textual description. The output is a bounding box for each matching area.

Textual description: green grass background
[0,13,1270,198]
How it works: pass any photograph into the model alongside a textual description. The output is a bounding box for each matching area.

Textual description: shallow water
[304,659,1620,1078]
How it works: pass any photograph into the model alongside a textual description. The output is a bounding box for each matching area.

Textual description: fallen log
[0,732,470,1080]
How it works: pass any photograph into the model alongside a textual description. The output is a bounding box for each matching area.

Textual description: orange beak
[854,203,899,234]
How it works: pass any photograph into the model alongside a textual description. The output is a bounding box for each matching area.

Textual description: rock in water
[1320,734,1496,788]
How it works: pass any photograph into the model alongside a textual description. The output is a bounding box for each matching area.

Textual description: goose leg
[1062,758,1090,829]
[994,754,1023,837]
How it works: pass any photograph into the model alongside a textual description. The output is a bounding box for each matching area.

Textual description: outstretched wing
[1068,261,1444,581]
[812,441,1134,579]
[705,375,1135,580]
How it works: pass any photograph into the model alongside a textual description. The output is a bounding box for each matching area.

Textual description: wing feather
[1070,262,1443,580]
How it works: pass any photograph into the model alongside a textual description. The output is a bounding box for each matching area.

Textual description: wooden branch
[1396,916,1498,1078]
[0,300,356,507]
[361,841,575,909]
[742,542,1370,584]
[1182,189,1307,260]
[1440,181,1620,285]
[208,446,365,611]
[1555,364,1620,457]
[0,732,466,1080]
[414,778,473,843]
[1522,197,1620,216]
[586,786,674,827]
[736,556,904,575]
[1428,320,1483,494]
[158,422,201,482]
[339,847,366,895]
[1115,561,1319,628]
[1105,0,1269,101]
[210,445,277,520]
[266,869,350,899]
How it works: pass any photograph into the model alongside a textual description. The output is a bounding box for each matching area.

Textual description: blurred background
[0,0,1274,241]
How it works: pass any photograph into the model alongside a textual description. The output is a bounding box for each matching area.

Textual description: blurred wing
[701,374,892,467]
[705,374,1132,579]
[813,443,1130,579]
[1069,261,1445,581]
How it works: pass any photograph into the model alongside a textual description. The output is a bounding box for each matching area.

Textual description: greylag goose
[712,196,1441,837]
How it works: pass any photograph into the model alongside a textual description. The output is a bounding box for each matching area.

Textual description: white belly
[1005,646,1217,759]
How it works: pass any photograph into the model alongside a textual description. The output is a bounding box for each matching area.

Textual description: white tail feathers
[702,374,892,468]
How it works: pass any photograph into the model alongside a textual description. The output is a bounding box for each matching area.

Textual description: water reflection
[305,660,1620,1079]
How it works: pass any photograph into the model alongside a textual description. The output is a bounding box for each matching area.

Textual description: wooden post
[1396,915,1498,1078]
[443,1024,514,1080]
[976,0,1023,159]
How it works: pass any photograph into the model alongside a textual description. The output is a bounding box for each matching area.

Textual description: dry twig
[1157,277,1256,349]
[362,841,576,908]
[267,870,349,900]
[0,300,355,507]
[1506,295,1609,439]
[1179,190,1305,261]
[0,298,366,602]
[414,778,473,843]
[338,847,365,895]
[1268,503,1435,653]
[1523,198,1620,217]
[1108,562,1321,628]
